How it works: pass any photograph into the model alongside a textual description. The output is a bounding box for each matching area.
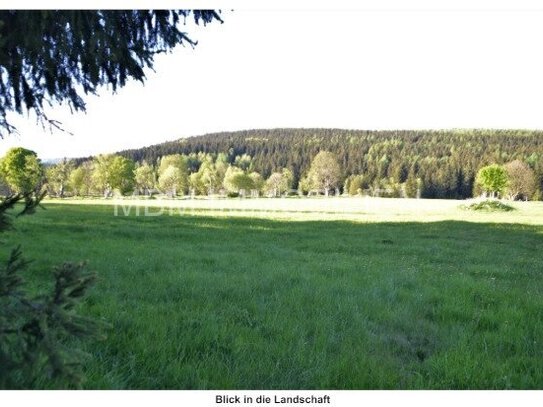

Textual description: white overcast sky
[3,3,543,159]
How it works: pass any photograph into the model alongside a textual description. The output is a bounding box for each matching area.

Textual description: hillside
[113,128,543,199]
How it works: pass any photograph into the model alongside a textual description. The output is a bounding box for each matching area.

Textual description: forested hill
[113,128,543,199]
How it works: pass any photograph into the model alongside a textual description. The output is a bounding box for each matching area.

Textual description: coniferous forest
[110,128,543,199]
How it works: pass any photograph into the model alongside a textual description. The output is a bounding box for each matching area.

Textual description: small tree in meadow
[475,164,508,198]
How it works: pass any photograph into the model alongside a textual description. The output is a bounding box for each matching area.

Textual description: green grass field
[3,198,543,389]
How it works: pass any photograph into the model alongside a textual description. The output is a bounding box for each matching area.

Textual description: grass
[2,199,543,389]
[44,196,543,224]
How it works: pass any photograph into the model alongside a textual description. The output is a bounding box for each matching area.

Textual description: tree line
[110,128,543,199]
[111,129,543,199]
[1,130,541,200]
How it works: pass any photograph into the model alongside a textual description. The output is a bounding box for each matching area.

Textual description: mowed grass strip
[3,204,543,389]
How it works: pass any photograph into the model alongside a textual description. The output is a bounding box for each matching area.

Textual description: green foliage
[282,168,294,190]
[307,151,341,195]
[68,163,93,197]
[91,155,113,197]
[297,176,311,195]
[0,250,106,389]
[158,166,184,197]
[223,167,254,195]
[92,154,135,196]
[223,166,243,194]
[157,155,188,196]
[0,147,44,194]
[158,155,188,197]
[115,128,543,200]
[60,130,543,201]
[188,156,220,195]
[265,171,290,197]
[462,200,516,212]
[110,156,135,195]
[344,175,366,196]
[0,192,44,233]
[45,159,74,197]
[134,161,156,196]
[234,154,252,171]
[0,10,222,135]
[476,164,508,197]
[248,172,264,194]
[404,170,419,198]
[232,173,254,193]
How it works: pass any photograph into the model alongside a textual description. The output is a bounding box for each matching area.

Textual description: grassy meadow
[3,198,543,389]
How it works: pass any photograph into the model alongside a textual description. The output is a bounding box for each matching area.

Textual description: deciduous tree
[249,172,264,195]
[159,165,184,197]
[223,166,254,195]
[68,162,93,197]
[504,160,536,200]
[0,147,43,194]
[134,161,156,196]
[46,159,74,197]
[158,154,188,196]
[265,172,289,197]
[476,164,508,198]
[307,151,341,196]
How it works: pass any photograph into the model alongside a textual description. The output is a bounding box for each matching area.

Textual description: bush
[461,199,515,212]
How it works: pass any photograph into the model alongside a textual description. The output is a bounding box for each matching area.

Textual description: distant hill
[106,128,543,199]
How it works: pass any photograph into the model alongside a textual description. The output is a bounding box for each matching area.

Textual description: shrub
[0,193,107,389]
[461,199,515,212]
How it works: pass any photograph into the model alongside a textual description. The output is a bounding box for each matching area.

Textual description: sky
[3,6,543,159]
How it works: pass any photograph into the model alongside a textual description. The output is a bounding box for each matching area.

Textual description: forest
[112,128,543,199]
[3,129,542,200]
